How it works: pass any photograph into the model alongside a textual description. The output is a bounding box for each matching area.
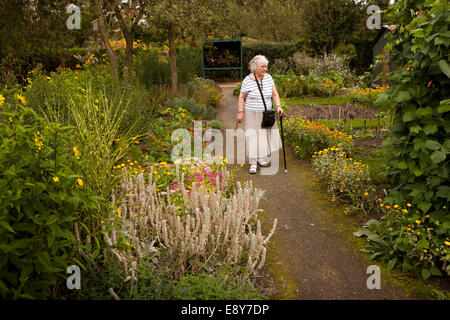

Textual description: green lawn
[282,96,351,106]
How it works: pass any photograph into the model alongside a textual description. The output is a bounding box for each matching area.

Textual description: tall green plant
[363,0,450,278]
[0,102,93,299]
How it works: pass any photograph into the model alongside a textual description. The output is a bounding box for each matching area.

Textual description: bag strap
[254,73,268,112]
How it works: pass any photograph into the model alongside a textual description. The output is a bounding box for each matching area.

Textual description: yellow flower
[0,94,4,107]
[393,204,399,208]
[402,209,408,213]
[444,241,450,246]
[77,178,83,186]
[34,138,43,148]
[73,146,80,159]
[415,220,421,224]
[117,207,121,218]
[52,176,60,183]
[181,112,185,118]
[406,203,412,207]
[364,192,368,196]
[16,94,27,105]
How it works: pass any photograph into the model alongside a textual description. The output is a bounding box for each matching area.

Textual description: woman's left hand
[277,107,283,117]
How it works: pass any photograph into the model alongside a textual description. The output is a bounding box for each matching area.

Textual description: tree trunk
[168,24,178,94]
[113,3,144,72]
[94,0,117,78]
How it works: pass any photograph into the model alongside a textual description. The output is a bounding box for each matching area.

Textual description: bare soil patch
[286,103,377,120]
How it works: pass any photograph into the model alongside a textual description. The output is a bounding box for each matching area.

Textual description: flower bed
[347,85,389,110]
[312,147,377,216]
[284,115,352,159]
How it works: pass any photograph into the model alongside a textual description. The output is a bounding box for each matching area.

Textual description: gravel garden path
[215,82,417,300]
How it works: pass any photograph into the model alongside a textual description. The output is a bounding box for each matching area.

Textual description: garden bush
[347,85,390,110]
[312,147,377,216]
[0,100,94,299]
[182,77,222,108]
[165,97,216,121]
[359,0,450,279]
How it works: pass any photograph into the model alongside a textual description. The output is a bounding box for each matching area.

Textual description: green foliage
[172,272,262,300]
[183,77,222,108]
[134,49,171,88]
[272,75,344,98]
[72,258,262,300]
[243,42,301,72]
[239,0,303,42]
[144,106,195,163]
[72,257,174,300]
[176,47,203,83]
[362,0,450,278]
[208,120,222,130]
[312,147,378,216]
[299,0,361,56]
[166,97,216,121]
[0,103,93,299]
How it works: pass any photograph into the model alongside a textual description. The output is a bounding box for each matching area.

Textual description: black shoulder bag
[254,74,276,128]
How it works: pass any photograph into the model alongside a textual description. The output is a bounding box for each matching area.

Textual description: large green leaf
[397,91,412,103]
[423,124,438,135]
[439,60,450,78]
[430,150,446,164]
[421,268,431,280]
[424,140,441,150]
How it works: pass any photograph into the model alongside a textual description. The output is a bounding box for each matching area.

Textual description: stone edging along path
[215,82,417,300]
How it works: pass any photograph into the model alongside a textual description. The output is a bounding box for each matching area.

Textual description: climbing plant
[362,0,450,278]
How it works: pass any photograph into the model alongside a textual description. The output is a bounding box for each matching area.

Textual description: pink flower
[212,181,217,186]
[195,176,204,181]
[170,182,180,189]
[188,190,192,196]
[195,183,202,187]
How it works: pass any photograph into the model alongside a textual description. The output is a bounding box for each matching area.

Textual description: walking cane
[279,114,287,173]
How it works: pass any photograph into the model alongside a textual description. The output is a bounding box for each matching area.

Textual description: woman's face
[255,62,267,77]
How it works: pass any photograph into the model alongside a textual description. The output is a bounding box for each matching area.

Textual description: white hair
[248,55,269,73]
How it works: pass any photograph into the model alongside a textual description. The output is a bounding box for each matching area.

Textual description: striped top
[240,73,275,112]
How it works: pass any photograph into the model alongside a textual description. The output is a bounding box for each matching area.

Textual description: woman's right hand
[237,112,244,123]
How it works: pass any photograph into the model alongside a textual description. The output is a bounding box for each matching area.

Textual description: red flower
[427,80,432,87]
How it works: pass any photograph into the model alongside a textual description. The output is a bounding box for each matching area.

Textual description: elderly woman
[237,55,283,174]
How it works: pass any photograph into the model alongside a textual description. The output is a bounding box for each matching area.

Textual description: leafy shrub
[284,115,352,159]
[176,47,203,83]
[272,75,344,98]
[359,207,450,279]
[347,85,390,110]
[0,102,93,299]
[208,120,222,130]
[172,272,262,300]
[72,257,174,300]
[360,0,450,279]
[134,49,170,88]
[243,42,301,70]
[144,106,194,163]
[312,147,377,215]
[183,77,222,108]
[233,82,242,96]
[166,97,216,120]
[289,51,322,76]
